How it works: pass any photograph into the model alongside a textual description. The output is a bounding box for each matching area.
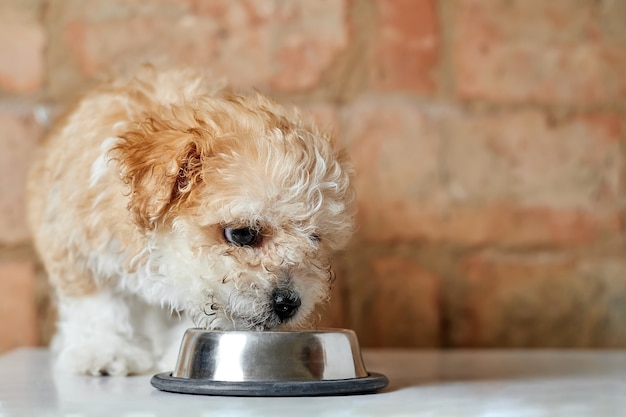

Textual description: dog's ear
[112,117,207,230]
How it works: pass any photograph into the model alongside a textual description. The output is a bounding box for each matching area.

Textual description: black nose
[272,289,301,321]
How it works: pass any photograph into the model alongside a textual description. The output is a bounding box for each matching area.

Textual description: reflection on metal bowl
[151,328,389,396]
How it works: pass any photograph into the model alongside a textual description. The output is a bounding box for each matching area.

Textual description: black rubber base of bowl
[151,372,389,397]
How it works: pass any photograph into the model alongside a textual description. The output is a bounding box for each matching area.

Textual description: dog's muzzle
[271,288,301,322]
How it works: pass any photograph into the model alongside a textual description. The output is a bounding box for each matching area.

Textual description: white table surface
[0,348,625,417]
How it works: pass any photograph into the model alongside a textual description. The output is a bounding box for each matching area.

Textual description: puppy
[27,67,355,376]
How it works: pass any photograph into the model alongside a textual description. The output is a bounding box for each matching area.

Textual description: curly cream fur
[27,67,355,375]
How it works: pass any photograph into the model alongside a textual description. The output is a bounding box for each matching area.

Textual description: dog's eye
[223,227,259,247]
[310,234,321,243]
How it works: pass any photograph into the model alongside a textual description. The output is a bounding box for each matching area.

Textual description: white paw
[54,339,155,376]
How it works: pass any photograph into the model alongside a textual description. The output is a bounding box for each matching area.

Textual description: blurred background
[1,0,625,353]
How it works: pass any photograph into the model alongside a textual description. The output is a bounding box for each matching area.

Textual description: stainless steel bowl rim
[172,328,370,382]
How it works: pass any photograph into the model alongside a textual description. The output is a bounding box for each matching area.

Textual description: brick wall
[0,0,625,352]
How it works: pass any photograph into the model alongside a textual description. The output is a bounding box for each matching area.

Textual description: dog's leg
[124,298,194,372]
[154,314,195,372]
[52,289,155,376]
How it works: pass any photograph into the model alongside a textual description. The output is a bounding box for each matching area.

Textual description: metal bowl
[151,328,388,396]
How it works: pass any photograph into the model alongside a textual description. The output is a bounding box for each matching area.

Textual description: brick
[371,0,438,93]
[445,110,623,208]
[441,110,624,246]
[341,99,624,246]
[340,97,445,242]
[35,267,55,346]
[0,108,43,245]
[266,1,349,91]
[412,204,622,248]
[349,253,440,347]
[455,0,626,103]
[50,0,348,95]
[299,102,341,139]
[0,7,45,93]
[453,251,626,347]
[0,262,38,353]
[599,0,626,42]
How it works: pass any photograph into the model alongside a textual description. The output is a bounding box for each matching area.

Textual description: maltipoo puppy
[27,67,355,376]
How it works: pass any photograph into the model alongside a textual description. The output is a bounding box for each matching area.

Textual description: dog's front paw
[54,339,155,376]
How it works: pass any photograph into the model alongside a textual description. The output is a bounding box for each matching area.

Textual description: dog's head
[112,92,354,330]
